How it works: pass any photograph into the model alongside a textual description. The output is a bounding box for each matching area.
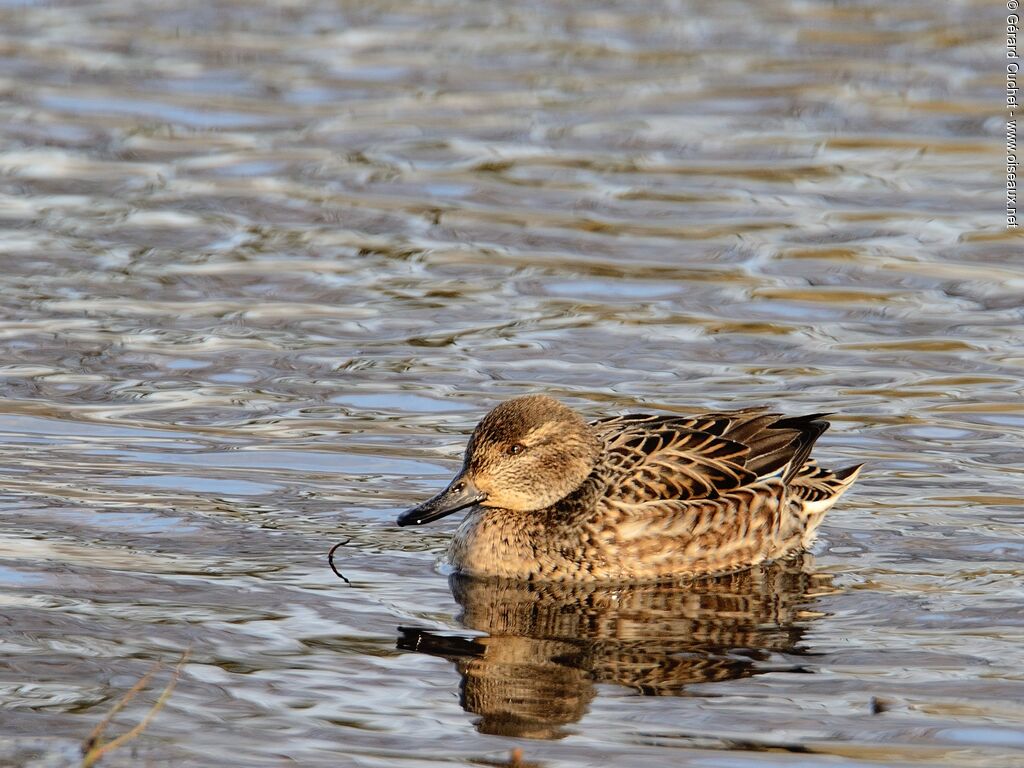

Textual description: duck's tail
[790,462,864,546]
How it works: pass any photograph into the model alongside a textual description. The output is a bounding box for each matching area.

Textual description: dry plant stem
[81,664,162,754]
[81,649,191,767]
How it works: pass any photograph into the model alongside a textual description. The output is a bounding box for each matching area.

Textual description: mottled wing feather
[591,409,832,504]
[594,421,757,502]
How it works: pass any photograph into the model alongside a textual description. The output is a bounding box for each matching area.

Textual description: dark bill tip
[396,475,486,527]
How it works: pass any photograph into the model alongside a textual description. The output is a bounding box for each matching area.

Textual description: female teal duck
[397,395,861,581]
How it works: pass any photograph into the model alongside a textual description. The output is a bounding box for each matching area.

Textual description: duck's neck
[447,469,607,579]
[546,467,606,521]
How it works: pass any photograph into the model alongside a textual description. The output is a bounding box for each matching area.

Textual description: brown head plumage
[464,395,602,512]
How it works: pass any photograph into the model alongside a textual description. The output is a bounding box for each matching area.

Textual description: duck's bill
[396,475,486,527]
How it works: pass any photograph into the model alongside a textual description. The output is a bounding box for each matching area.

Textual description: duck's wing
[591,409,831,503]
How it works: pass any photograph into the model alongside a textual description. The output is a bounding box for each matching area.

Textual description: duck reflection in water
[398,556,830,739]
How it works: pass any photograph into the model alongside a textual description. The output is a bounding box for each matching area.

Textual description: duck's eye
[508,443,525,455]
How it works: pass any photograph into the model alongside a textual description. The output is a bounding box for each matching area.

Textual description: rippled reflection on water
[401,561,828,740]
[0,0,1022,766]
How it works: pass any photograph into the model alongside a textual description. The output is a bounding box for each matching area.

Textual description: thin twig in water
[81,648,191,767]
[328,539,353,585]
[81,664,162,755]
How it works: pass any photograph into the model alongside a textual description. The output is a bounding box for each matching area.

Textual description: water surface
[0,0,1021,766]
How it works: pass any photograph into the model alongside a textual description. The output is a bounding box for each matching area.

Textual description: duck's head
[397,395,601,526]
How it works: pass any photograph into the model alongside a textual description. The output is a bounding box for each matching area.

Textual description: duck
[396,395,861,581]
